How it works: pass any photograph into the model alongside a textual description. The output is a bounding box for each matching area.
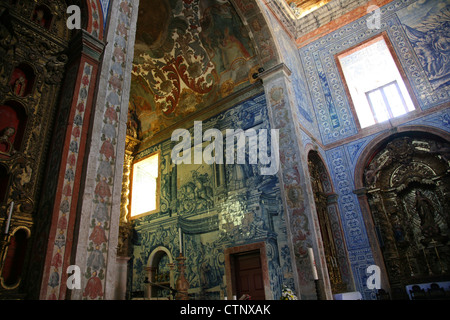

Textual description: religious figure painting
[399,0,450,90]
[402,187,448,246]
[0,126,15,155]
[176,143,215,214]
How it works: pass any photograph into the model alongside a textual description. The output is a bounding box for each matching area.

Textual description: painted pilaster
[70,0,139,300]
[259,64,333,300]
[39,29,104,300]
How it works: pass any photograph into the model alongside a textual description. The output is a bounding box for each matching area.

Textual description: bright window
[337,35,415,128]
[130,152,159,218]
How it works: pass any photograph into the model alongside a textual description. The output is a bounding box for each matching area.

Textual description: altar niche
[0,227,30,289]
[31,4,53,30]
[0,101,27,157]
[0,165,9,202]
[9,64,35,98]
[362,132,450,299]
[307,150,348,295]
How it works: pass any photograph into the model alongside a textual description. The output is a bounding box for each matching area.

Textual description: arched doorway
[145,246,175,300]
[362,132,450,299]
[307,150,350,295]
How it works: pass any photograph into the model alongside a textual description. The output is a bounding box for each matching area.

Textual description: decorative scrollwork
[365,135,450,298]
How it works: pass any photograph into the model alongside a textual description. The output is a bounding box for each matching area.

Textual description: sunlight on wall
[131,152,159,217]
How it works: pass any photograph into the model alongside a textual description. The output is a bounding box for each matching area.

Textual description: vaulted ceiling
[130,0,260,143]
[128,0,346,145]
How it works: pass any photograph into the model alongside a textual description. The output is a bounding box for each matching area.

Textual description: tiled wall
[130,92,296,299]
[129,0,449,300]
[299,0,449,145]
[295,0,450,299]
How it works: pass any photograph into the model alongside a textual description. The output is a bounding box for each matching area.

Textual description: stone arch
[307,149,333,194]
[354,125,450,190]
[147,246,174,267]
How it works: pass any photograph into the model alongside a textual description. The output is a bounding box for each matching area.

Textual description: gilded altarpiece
[364,135,450,299]
[308,151,350,295]
[0,0,72,294]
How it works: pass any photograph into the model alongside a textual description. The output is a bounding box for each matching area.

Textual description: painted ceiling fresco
[130,0,260,142]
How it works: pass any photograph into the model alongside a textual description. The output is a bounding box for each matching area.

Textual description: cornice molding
[68,29,105,62]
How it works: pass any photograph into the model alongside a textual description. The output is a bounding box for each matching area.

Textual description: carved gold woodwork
[308,153,347,294]
[0,1,71,292]
[364,136,450,299]
[118,134,141,257]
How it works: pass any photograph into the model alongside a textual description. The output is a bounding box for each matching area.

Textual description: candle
[4,201,14,234]
[308,247,319,280]
[179,227,182,255]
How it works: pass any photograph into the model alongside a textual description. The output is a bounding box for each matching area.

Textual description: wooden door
[235,252,265,300]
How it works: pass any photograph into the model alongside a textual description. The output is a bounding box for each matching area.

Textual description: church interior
[0,0,449,301]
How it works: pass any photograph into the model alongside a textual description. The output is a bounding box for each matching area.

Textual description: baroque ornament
[365,135,450,299]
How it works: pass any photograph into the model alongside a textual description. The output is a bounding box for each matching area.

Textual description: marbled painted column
[70,0,140,300]
[259,64,333,300]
